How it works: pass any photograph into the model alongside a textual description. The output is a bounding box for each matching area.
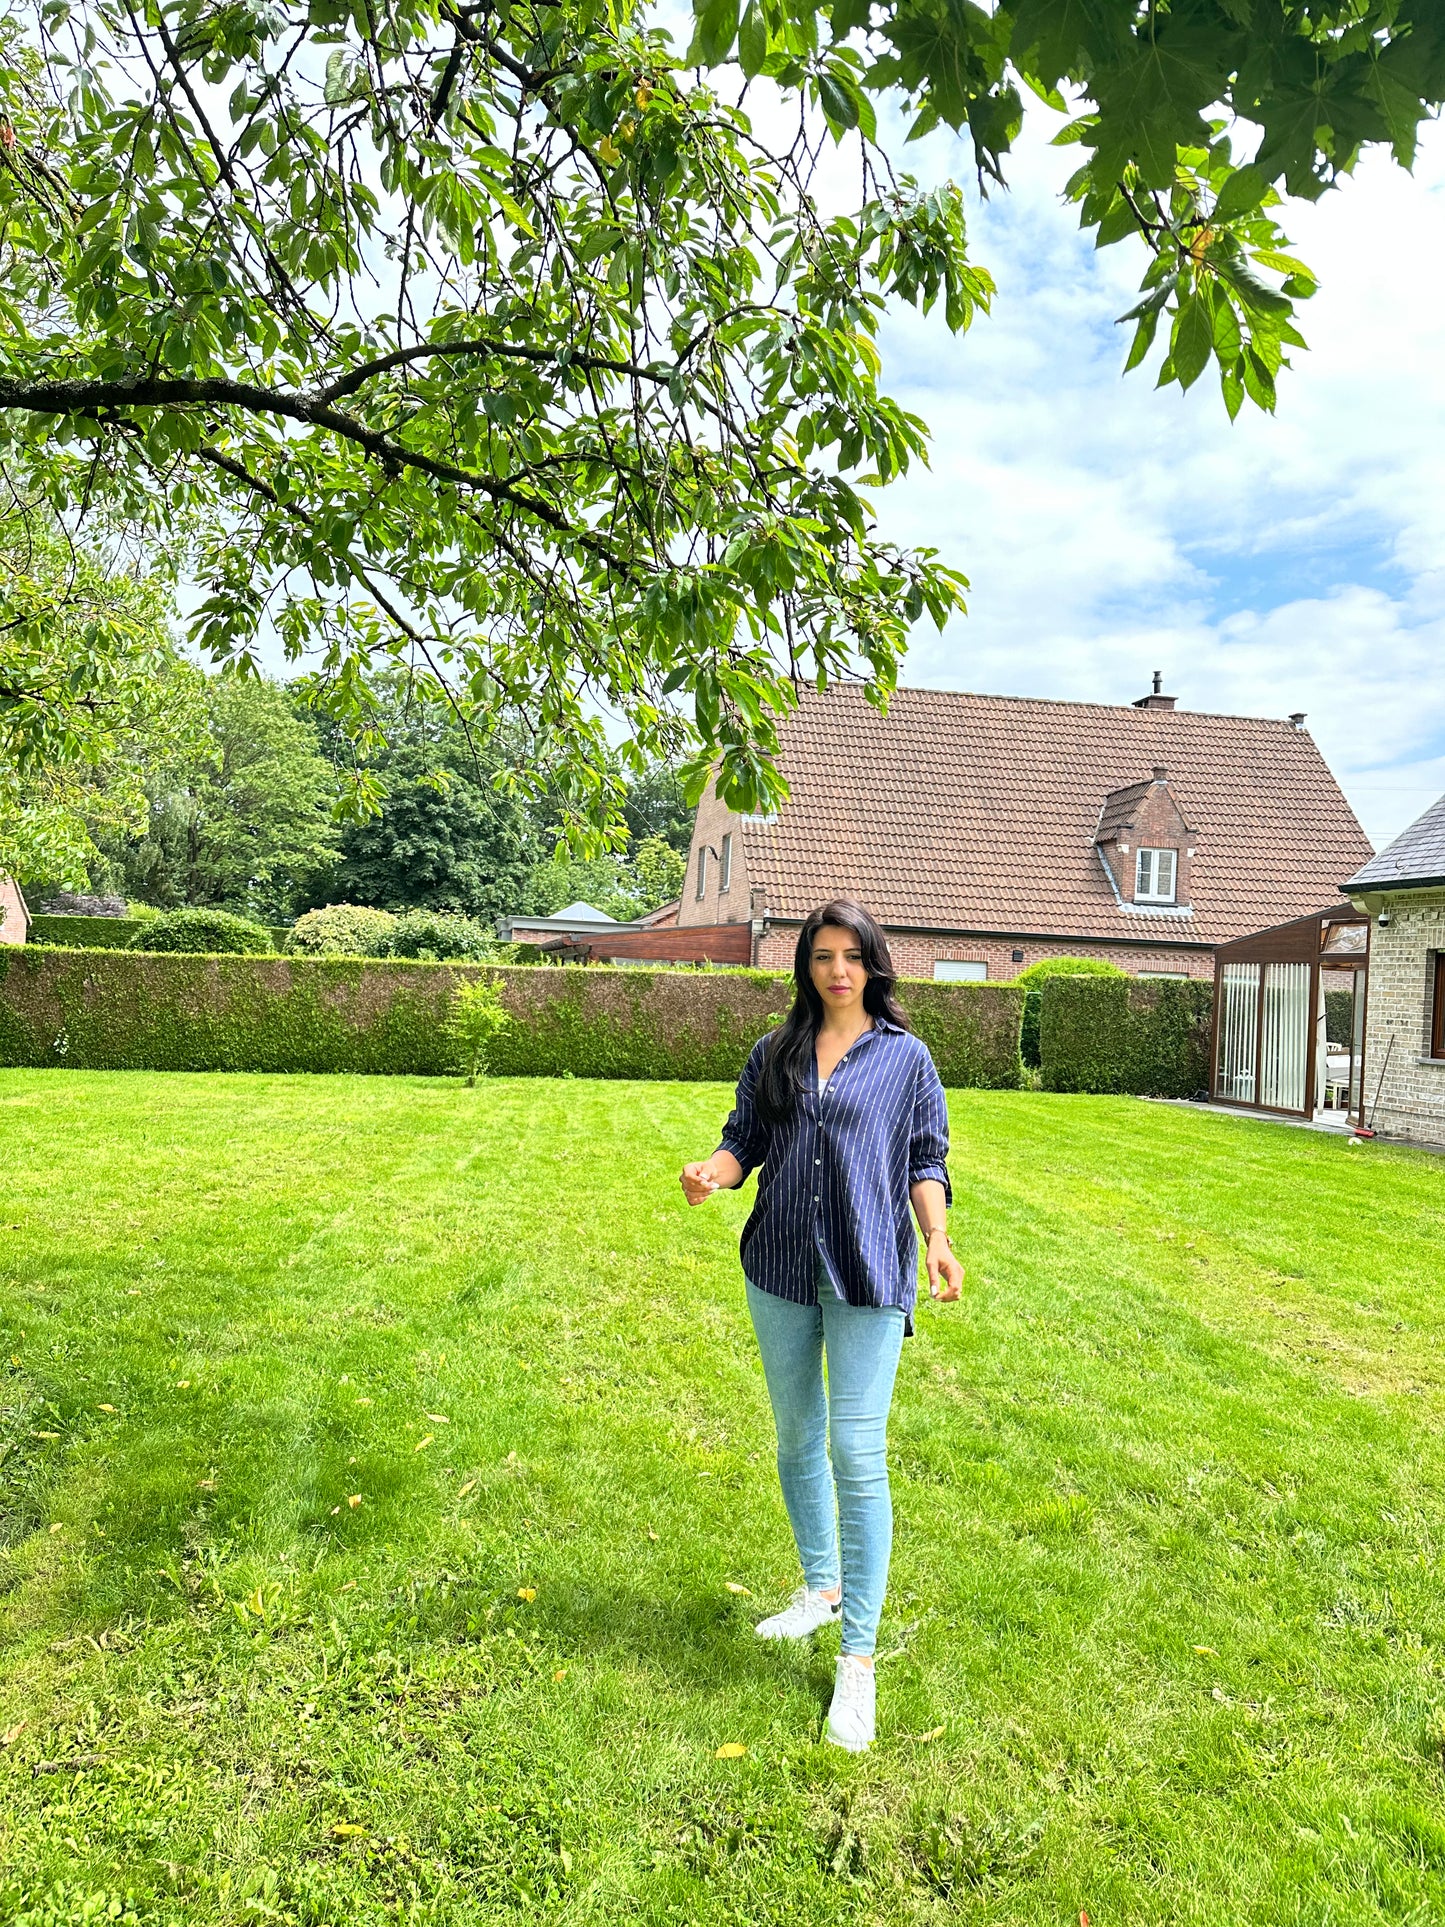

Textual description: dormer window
[1135,847,1177,903]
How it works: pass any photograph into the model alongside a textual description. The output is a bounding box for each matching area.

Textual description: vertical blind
[1259,962,1310,1111]
[1216,962,1260,1103]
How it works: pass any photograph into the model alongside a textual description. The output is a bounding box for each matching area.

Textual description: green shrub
[136,908,273,954]
[1012,956,1128,1069]
[387,909,493,961]
[1040,975,1213,1097]
[286,904,398,957]
[0,952,1025,1085]
[446,978,513,1083]
[1325,987,1355,1046]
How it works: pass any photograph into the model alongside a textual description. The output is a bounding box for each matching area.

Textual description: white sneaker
[825,1655,876,1752]
[754,1584,841,1641]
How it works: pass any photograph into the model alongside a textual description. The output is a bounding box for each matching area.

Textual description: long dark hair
[756,899,910,1125]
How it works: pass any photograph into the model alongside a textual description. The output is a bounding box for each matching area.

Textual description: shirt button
[814,1157,821,1166]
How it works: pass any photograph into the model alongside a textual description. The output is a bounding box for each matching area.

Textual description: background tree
[1,0,1438,836]
[307,675,692,919]
[1,501,197,893]
[97,674,341,921]
[622,764,694,858]
[308,688,545,922]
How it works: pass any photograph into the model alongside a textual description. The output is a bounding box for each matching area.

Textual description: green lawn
[2,1073,1445,1925]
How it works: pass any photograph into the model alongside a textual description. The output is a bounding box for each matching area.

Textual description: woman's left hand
[927,1245,964,1303]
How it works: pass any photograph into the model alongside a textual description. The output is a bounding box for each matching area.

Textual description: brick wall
[1360,891,1445,1148]
[678,783,753,928]
[0,877,28,947]
[755,925,1212,981]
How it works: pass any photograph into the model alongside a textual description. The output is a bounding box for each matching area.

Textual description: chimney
[1289,712,1307,731]
[1133,671,1177,711]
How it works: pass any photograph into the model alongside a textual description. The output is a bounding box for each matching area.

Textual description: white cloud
[863,107,1445,850]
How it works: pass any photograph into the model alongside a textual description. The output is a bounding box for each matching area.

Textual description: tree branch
[316,336,675,403]
[0,374,629,565]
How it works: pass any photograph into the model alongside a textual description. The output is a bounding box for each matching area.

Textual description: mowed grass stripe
[2,1071,1444,1924]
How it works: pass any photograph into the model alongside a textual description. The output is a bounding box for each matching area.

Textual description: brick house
[0,877,29,946]
[678,681,1373,979]
[1344,791,1445,1148]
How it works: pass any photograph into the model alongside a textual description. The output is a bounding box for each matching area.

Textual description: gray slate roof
[1344,792,1445,889]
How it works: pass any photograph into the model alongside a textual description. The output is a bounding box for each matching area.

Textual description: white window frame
[1135,847,1178,904]
[719,833,732,893]
[933,960,987,983]
[694,845,708,901]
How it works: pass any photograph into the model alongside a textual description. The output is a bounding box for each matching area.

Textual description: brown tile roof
[739,687,1373,948]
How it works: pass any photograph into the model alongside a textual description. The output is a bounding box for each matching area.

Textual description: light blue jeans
[746,1275,906,1657]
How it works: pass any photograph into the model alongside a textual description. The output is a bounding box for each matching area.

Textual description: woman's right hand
[681,1149,743,1205]
[681,1160,722,1205]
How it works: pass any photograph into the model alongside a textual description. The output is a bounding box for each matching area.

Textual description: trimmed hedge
[29,915,291,950]
[1039,975,1213,1097]
[1013,956,1127,1069]
[29,915,151,949]
[0,950,1026,1086]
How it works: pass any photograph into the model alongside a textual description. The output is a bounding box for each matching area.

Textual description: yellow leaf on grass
[919,1726,945,1743]
[1,1721,26,1746]
[414,1435,434,1452]
[724,1582,752,1597]
[97,1404,117,1414]
[715,1743,747,1759]
[331,1821,367,1838]
[458,1479,477,1497]
[32,1431,60,1440]
[355,1396,372,1406]
[426,1414,450,1424]
[553,1668,567,1681]
[1193,1645,1219,1657]
[517,1587,537,1602]
[176,1381,190,1390]
[347,1494,362,1508]
[339,1580,357,1594]
[48,1523,62,1535]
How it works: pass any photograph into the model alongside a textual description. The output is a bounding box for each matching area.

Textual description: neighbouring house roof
[636,898,681,928]
[550,900,619,923]
[734,686,1372,948]
[1343,792,1445,892]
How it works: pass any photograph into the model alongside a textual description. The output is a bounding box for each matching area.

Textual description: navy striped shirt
[717,1018,952,1324]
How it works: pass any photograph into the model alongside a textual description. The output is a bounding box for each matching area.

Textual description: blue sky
[860,107,1445,850]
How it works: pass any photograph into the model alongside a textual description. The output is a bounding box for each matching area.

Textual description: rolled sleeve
[718,1040,769,1179]
[908,1056,952,1204]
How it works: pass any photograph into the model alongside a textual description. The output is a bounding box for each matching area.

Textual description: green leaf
[693,0,740,64]
[1211,163,1268,223]
[818,71,859,135]
[737,1,767,78]
[1170,291,1214,391]
[323,50,350,106]
[1210,290,1242,362]
[1123,308,1159,373]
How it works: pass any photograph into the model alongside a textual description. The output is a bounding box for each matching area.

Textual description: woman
[681,898,963,1752]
